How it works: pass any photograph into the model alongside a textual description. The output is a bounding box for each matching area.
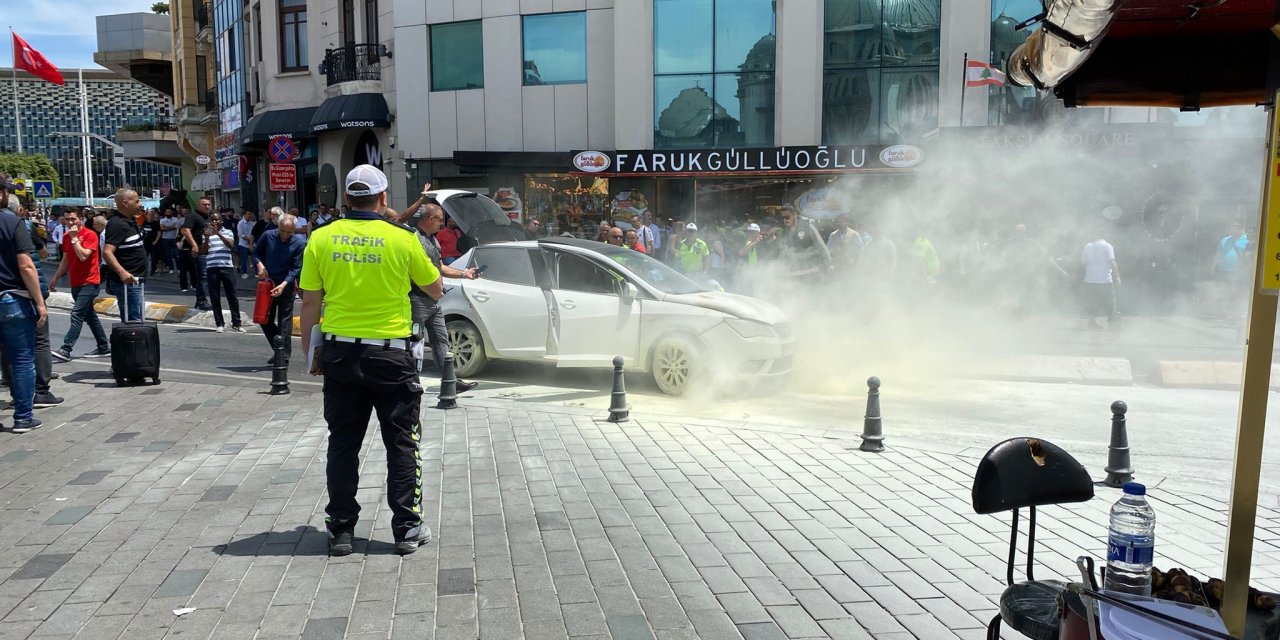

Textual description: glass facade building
[821,0,941,144]
[0,69,181,199]
[215,0,247,192]
[653,0,776,149]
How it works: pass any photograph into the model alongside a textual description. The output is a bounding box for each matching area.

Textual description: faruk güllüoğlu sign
[571,145,923,177]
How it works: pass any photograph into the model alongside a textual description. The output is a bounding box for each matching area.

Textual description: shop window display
[521,175,611,237]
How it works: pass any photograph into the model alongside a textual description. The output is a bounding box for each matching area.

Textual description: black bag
[111,283,161,386]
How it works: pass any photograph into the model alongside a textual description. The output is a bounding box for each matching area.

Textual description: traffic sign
[31,181,53,199]
[268,136,296,163]
[269,163,297,191]
[11,179,25,195]
[196,154,211,165]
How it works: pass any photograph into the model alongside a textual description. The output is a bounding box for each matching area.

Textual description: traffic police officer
[299,165,444,556]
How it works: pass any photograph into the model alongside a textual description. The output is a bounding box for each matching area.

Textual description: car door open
[548,250,641,367]
[461,247,550,358]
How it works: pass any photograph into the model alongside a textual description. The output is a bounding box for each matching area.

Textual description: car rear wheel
[651,336,700,396]
[446,320,488,378]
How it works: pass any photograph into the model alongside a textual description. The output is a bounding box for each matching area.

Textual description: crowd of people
[539,205,1253,330]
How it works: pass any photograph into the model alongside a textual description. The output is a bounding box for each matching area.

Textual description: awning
[241,107,317,145]
[310,93,391,134]
[190,170,221,192]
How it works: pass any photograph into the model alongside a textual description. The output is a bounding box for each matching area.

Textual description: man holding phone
[409,200,479,392]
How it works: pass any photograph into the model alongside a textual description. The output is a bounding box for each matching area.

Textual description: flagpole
[79,68,92,205]
[9,26,21,154]
[959,52,969,127]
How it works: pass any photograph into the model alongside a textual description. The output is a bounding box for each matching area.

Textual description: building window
[522,12,586,86]
[822,0,939,144]
[364,0,379,44]
[653,0,775,149]
[431,21,483,91]
[341,0,355,45]
[254,4,262,62]
[279,0,307,72]
[196,54,209,104]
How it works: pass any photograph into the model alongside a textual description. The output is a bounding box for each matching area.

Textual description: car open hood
[663,291,788,325]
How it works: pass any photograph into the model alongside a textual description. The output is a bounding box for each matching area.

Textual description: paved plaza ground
[1,376,1278,639]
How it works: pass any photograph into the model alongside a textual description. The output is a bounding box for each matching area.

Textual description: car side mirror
[621,282,638,305]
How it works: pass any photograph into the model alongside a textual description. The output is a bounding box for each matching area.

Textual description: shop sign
[570,144,923,176]
[214,133,238,162]
[573,151,611,173]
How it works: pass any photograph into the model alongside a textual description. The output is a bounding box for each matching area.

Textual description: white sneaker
[240,274,248,279]
[230,325,246,334]
[215,326,225,333]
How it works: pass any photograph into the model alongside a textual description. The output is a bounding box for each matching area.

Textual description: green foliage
[151,2,169,14]
[0,153,60,199]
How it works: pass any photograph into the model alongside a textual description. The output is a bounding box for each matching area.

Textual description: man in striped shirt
[205,212,245,333]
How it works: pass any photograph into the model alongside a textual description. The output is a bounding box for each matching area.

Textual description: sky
[8,0,153,70]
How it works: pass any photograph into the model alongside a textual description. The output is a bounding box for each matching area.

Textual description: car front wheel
[446,320,488,378]
[651,335,700,396]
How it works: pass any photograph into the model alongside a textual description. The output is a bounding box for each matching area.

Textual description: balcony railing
[195,0,210,30]
[120,115,177,133]
[203,89,218,113]
[321,44,384,87]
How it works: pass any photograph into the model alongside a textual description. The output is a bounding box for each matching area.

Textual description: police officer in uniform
[299,165,444,556]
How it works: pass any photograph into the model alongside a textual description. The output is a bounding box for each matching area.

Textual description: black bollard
[607,356,629,423]
[1103,400,1134,487]
[436,352,459,410]
[859,376,884,452]
[269,335,290,395]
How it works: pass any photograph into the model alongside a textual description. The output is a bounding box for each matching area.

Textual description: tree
[151,2,169,14]
[0,153,60,199]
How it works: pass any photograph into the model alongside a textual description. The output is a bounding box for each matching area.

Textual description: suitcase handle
[121,280,144,322]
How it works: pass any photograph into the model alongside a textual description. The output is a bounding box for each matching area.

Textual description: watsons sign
[570,145,923,176]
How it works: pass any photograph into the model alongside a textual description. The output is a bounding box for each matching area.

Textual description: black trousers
[206,266,241,327]
[258,282,294,360]
[322,341,424,541]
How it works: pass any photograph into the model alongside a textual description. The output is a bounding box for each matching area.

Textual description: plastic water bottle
[1104,482,1156,596]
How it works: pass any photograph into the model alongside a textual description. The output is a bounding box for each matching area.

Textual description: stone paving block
[348,599,394,635]
[736,621,787,640]
[607,614,657,640]
[140,441,174,452]
[524,618,570,640]
[10,553,75,580]
[0,448,34,465]
[301,616,349,640]
[562,601,610,636]
[437,568,476,596]
[766,604,826,638]
[436,594,478,626]
[743,576,797,607]
[45,507,93,526]
[718,592,771,624]
[818,617,875,640]
[3,587,70,622]
[67,471,111,486]
[152,568,208,599]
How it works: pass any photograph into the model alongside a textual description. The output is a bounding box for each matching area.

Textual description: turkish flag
[12,33,64,86]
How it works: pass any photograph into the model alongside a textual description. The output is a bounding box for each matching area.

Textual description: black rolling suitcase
[111,283,161,386]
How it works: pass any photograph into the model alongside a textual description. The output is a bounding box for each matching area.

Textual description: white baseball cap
[685,223,698,231]
[345,164,388,196]
[746,223,761,232]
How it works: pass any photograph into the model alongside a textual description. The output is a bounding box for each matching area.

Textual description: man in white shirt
[159,209,179,274]
[1082,236,1121,330]
[235,210,256,279]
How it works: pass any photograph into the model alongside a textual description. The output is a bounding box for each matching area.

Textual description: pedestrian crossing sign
[32,181,53,199]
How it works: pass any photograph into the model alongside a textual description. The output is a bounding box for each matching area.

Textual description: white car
[439,237,795,396]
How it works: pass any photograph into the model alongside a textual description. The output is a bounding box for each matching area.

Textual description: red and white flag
[12,32,64,86]
[966,59,1005,88]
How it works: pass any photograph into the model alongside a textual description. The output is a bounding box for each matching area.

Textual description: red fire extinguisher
[253,279,274,325]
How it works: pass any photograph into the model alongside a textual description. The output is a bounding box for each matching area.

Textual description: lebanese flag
[13,33,64,86]
[966,59,1005,88]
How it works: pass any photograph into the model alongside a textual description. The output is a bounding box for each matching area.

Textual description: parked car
[439,237,795,395]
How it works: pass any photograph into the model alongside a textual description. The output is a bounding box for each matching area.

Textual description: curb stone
[46,291,303,335]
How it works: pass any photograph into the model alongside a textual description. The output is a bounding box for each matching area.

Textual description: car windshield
[600,246,708,295]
